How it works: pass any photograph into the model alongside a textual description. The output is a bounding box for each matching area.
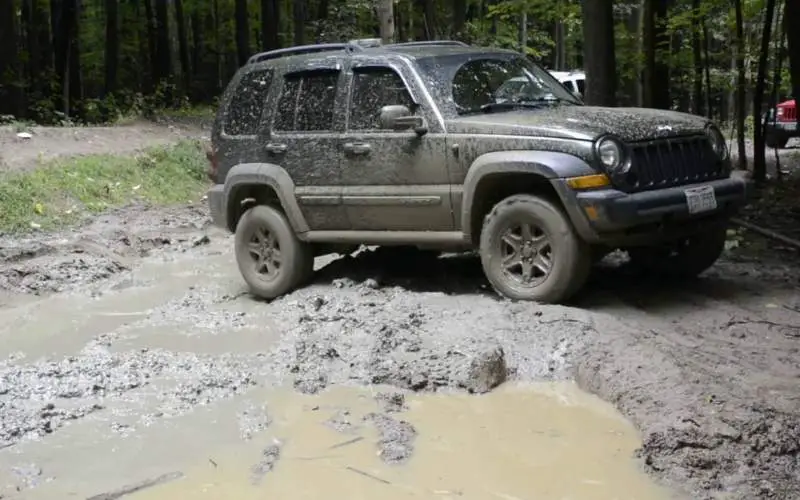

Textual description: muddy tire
[627,225,727,279]
[234,205,314,300]
[479,194,591,303]
[765,132,789,149]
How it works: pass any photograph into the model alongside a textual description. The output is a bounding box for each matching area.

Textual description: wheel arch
[461,150,595,246]
[223,163,309,234]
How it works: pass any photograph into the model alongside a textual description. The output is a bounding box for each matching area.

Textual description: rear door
[268,61,350,230]
[337,59,453,231]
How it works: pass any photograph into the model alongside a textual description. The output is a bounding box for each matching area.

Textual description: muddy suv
[206,39,748,304]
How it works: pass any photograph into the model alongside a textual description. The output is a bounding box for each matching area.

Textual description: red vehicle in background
[764,98,797,149]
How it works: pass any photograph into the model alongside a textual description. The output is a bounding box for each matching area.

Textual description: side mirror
[379,104,428,135]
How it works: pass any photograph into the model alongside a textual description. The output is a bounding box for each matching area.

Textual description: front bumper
[763,120,798,136]
[207,184,227,229]
[557,175,749,245]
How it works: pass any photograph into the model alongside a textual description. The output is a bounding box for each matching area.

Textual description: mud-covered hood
[447,105,711,142]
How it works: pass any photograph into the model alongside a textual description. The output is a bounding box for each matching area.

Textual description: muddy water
[132,383,673,500]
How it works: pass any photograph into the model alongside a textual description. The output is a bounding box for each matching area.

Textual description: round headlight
[705,124,728,160]
[596,137,625,172]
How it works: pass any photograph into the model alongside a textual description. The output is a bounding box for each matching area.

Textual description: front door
[338,62,453,231]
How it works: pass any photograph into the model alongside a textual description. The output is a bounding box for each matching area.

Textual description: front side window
[273,70,339,132]
[348,67,415,130]
[224,69,273,136]
[451,57,580,115]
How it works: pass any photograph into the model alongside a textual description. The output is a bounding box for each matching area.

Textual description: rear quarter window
[223,69,274,136]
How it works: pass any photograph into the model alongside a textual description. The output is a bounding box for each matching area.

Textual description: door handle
[343,142,371,155]
[265,143,287,155]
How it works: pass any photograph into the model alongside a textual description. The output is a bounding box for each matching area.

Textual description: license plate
[684,185,717,214]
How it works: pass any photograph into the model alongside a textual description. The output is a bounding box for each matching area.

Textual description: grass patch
[0,140,210,233]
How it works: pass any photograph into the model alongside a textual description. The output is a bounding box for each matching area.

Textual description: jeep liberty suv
[206,39,748,304]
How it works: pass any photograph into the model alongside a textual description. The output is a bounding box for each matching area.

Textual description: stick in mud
[85,471,184,500]
[345,466,392,485]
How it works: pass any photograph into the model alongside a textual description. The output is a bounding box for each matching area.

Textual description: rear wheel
[626,225,727,279]
[479,194,591,303]
[234,205,314,299]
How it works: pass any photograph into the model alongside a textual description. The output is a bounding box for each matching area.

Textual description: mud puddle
[125,383,673,500]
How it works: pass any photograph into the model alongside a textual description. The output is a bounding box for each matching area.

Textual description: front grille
[624,136,727,192]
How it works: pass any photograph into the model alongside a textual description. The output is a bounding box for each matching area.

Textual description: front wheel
[234,205,314,299]
[626,225,727,279]
[479,194,591,303]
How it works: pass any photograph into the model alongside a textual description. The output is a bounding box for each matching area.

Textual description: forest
[0,0,798,174]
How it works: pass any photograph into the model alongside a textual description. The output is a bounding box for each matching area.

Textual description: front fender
[460,150,596,240]
[223,163,309,233]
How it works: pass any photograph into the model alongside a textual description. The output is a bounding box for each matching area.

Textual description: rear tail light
[777,106,797,122]
[205,145,218,181]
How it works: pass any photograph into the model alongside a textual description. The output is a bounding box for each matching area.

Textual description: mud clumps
[0,203,211,296]
[0,339,264,448]
[364,412,417,464]
[250,442,282,485]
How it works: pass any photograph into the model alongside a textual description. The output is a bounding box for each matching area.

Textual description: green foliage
[0,140,209,233]
[0,0,795,125]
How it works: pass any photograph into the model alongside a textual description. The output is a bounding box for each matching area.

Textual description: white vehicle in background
[549,70,585,97]
[494,69,585,104]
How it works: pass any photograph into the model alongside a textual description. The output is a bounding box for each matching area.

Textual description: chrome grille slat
[626,136,724,192]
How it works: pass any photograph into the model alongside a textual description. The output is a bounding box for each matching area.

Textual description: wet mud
[0,203,798,499]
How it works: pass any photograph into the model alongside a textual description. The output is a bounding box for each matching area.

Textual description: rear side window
[273,70,339,132]
[223,69,273,136]
[576,78,585,95]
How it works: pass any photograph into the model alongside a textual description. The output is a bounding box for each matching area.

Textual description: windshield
[451,56,580,114]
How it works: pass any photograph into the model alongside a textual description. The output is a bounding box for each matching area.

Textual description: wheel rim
[246,227,282,281]
[497,220,553,287]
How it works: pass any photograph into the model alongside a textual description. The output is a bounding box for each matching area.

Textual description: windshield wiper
[475,101,546,113]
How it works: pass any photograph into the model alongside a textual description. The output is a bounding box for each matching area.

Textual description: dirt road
[0,125,798,499]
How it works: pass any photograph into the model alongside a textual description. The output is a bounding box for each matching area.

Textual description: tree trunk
[143,0,158,91]
[154,0,171,85]
[452,0,466,38]
[0,0,22,117]
[105,0,119,95]
[752,0,777,182]
[734,0,747,170]
[786,0,800,102]
[580,0,616,106]
[261,0,280,50]
[518,12,527,54]
[690,0,703,115]
[377,0,395,44]
[235,0,250,65]
[642,0,670,109]
[175,0,191,93]
[293,0,305,45]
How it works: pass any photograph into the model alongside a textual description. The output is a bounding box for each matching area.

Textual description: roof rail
[386,40,469,48]
[247,43,349,65]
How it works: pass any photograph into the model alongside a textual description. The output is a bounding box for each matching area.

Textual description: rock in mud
[364,412,416,464]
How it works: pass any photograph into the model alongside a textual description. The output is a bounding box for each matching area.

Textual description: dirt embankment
[0,119,209,173]
[0,123,799,499]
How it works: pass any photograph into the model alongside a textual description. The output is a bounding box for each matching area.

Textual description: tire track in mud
[575,259,800,499]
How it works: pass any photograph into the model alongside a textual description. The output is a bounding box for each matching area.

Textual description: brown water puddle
[132,382,674,500]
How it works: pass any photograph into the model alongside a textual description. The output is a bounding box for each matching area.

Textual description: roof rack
[245,39,469,65]
[247,43,350,65]
[386,40,469,48]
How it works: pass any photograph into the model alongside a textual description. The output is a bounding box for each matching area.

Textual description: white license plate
[684,185,718,214]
